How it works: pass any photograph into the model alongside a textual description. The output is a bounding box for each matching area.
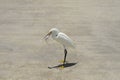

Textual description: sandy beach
[0,0,120,80]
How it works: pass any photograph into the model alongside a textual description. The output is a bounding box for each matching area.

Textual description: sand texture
[0,0,120,80]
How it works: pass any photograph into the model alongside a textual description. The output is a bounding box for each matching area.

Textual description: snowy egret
[43,28,74,67]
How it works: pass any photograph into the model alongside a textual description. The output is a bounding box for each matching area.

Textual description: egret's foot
[59,65,64,69]
[58,60,64,63]
[58,60,68,64]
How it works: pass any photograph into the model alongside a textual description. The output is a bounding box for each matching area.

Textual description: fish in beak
[43,31,52,41]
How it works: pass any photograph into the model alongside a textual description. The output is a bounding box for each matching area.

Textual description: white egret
[44,28,74,67]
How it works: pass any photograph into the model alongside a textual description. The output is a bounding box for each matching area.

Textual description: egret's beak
[43,31,52,41]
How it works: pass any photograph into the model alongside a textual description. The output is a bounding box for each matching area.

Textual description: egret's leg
[63,49,67,64]
[59,49,67,69]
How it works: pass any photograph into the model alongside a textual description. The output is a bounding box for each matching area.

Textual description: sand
[0,0,120,80]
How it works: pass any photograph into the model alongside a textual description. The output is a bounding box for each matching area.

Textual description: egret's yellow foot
[58,60,64,63]
[59,65,64,69]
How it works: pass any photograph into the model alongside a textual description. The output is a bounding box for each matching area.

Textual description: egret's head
[49,28,59,34]
[43,28,59,41]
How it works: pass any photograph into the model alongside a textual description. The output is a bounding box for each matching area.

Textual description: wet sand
[0,0,120,80]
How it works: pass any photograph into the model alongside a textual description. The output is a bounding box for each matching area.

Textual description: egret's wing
[56,32,75,48]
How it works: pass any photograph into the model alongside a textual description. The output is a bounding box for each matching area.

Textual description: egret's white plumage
[45,28,74,48]
[55,32,74,48]
[44,28,75,66]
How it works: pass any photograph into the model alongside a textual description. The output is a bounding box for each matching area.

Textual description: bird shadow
[48,62,77,69]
